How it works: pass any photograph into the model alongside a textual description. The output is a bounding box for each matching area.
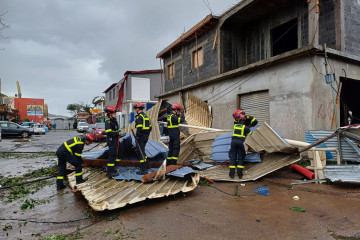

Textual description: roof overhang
[156,14,220,59]
[103,83,117,93]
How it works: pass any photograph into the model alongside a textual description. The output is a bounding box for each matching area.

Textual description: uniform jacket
[105,117,119,138]
[135,112,152,136]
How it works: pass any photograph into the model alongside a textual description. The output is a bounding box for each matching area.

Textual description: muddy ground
[1,131,360,240]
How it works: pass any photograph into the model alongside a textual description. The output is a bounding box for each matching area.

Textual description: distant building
[14,98,45,123]
[103,69,163,128]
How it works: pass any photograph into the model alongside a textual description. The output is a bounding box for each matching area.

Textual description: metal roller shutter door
[240,91,270,125]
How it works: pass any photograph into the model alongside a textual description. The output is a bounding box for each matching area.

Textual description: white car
[77,122,89,133]
[33,123,46,135]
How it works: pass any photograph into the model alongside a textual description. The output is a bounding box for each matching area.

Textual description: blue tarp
[82,133,168,162]
[210,130,261,163]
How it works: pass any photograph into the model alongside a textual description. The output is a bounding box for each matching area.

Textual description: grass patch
[0,166,57,203]
[0,152,55,159]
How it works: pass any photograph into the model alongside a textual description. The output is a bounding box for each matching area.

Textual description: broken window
[167,63,175,80]
[192,47,204,68]
[340,77,360,126]
[271,18,298,56]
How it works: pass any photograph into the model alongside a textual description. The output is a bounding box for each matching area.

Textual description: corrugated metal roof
[68,168,200,211]
[168,166,195,178]
[112,167,159,181]
[324,165,360,182]
[306,130,360,163]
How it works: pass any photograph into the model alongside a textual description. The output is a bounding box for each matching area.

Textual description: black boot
[237,168,243,179]
[136,163,148,175]
[229,168,235,178]
[107,169,118,179]
[145,161,151,170]
[56,179,66,191]
[76,176,87,185]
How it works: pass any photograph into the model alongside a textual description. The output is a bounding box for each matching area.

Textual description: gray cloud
[0,0,239,116]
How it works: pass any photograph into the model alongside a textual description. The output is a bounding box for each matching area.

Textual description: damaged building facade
[156,0,360,141]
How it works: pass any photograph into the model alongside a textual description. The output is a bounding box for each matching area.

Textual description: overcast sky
[0,0,239,116]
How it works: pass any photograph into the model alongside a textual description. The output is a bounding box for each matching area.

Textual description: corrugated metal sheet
[240,91,270,125]
[68,168,200,211]
[179,123,301,182]
[245,122,298,154]
[112,167,159,181]
[306,130,360,163]
[122,100,163,142]
[184,92,212,135]
[168,167,195,177]
[324,165,360,182]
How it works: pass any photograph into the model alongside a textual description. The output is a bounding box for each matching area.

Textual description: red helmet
[133,102,145,109]
[233,110,246,122]
[85,133,95,142]
[171,103,182,110]
[238,109,245,115]
[105,105,117,113]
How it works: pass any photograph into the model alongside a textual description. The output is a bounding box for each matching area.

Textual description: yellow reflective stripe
[251,117,256,123]
[140,160,145,163]
[167,157,172,160]
[167,114,179,128]
[136,124,142,128]
[140,114,150,130]
[249,131,252,135]
[57,176,64,179]
[233,124,245,138]
[75,172,83,176]
[115,159,121,162]
[229,165,236,169]
[64,142,72,154]
[75,153,81,157]
[172,157,178,160]
[107,163,115,166]
[237,165,244,168]
[105,129,112,133]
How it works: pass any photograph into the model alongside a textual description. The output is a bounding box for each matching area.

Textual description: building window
[167,63,175,79]
[109,91,112,101]
[113,88,116,100]
[271,18,298,56]
[192,47,204,68]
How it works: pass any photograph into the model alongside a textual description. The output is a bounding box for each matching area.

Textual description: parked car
[32,123,46,135]
[93,123,106,141]
[0,121,32,138]
[21,122,35,133]
[86,124,95,134]
[77,122,89,133]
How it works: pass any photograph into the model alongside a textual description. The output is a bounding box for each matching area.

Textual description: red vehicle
[93,122,106,141]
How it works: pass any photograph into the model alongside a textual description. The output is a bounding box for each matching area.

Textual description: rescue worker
[229,110,252,179]
[56,133,95,191]
[236,109,258,128]
[104,105,121,179]
[133,102,152,175]
[166,103,185,165]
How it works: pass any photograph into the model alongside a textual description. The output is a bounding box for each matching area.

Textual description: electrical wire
[0,176,55,190]
[0,217,90,224]
[209,185,236,196]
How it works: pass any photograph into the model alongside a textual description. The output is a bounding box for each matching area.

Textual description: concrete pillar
[308,0,319,45]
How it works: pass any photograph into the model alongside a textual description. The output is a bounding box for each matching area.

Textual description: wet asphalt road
[1,131,360,239]
[0,130,87,153]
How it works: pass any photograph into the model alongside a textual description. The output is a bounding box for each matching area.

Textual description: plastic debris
[253,186,269,196]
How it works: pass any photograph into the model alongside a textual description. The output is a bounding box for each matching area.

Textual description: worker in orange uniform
[56,133,95,190]
[104,105,122,179]
[229,110,252,179]
[133,102,152,175]
[166,103,185,165]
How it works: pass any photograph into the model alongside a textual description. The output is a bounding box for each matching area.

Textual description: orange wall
[14,98,45,123]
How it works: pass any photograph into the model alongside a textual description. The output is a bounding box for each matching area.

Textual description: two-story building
[103,69,163,128]
[157,0,360,140]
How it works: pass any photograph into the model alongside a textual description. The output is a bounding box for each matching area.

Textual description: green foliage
[66,104,82,117]
[20,198,45,212]
[23,165,57,178]
[290,207,306,212]
[199,180,211,186]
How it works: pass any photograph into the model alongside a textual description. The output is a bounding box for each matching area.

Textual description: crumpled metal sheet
[245,122,298,154]
[168,166,195,178]
[68,168,200,211]
[323,165,360,183]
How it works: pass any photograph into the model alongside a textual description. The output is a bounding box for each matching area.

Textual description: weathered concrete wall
[319,0,336,48]
[163,27,219,92]
[222,0,309,71]
[343,0,360,56]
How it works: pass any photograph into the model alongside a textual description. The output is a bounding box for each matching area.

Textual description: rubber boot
[145,161,151,170]
[56,179,66,191]
[76,176,87,185]
[237,168,243,179]
[107,166,118,179]
[229,168,235,178]
[136,162,148,175]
